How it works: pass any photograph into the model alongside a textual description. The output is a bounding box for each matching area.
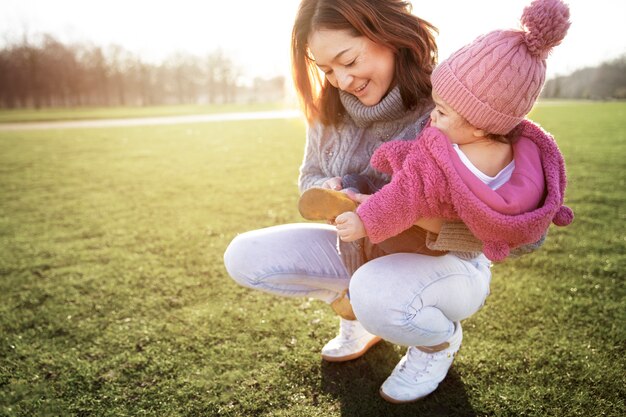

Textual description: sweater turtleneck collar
[339,86,408,128]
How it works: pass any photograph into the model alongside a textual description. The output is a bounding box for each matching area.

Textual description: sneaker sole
[298,188,357,221]
[379,387,426,404]
[321,336,382,362]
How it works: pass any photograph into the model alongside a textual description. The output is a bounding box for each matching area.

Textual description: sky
[1,0,625,83]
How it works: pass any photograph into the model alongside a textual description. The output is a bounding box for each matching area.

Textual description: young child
[334,0,574,261]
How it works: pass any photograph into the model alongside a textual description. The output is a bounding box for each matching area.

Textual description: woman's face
[308,29,395,106]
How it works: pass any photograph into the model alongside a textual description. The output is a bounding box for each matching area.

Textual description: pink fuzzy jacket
[357,119,574,261]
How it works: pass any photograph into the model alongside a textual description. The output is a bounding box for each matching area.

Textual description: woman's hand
[335,212,367,242]
[322,177,343,190]
[320,177,344,225]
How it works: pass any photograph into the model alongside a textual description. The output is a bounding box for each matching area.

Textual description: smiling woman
[291,0,437,125]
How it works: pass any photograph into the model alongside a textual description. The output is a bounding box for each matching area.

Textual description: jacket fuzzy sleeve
[357,130,453,243]
[370,140,415,175]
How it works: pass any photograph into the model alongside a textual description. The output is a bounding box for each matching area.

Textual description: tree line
[0,34,273,109]
[542,54,626,100]
[3,33,622,109]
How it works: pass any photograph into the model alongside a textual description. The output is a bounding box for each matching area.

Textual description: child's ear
[473,129,487,138]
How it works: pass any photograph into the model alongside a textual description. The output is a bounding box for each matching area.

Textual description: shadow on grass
[320,341,476,417]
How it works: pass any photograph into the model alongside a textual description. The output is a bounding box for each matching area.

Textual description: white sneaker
[379,322,463,403]
[321,318,382,362]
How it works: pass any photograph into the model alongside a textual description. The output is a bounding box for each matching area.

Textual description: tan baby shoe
[298,188,357,221]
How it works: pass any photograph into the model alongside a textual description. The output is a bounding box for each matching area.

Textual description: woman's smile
[353,80,369,96]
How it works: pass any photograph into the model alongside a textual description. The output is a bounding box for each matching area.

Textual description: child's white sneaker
[379,322,463,403]
[321,318,381,362]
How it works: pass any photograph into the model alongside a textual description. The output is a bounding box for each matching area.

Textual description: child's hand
[335,212,367,242]
[342,189,371,205]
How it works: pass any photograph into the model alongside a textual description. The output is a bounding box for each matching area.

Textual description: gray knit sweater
[299,87,430,193]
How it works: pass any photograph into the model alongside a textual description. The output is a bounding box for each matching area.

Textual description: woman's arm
[298,122,334,192]
[298,123,354,192]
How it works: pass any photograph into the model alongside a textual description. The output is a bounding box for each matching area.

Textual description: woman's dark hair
[292,0,438,125]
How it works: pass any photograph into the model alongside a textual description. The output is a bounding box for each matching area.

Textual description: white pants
[224,223,491,347]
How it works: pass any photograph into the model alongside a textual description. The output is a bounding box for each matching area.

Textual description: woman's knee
[223,232,257,288]
[419,268,491,322]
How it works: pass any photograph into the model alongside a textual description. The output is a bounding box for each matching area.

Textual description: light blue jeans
[224,223,491,347]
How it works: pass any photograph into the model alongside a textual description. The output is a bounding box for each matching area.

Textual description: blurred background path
[0,109,301,131]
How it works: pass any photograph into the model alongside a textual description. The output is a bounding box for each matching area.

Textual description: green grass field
[0,101,624,416]
[0,103,288,124]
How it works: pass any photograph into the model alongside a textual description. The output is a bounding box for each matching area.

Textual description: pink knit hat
[431,0,571,135]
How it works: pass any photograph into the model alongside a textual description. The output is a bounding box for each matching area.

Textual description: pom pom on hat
[522,0,571,59]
